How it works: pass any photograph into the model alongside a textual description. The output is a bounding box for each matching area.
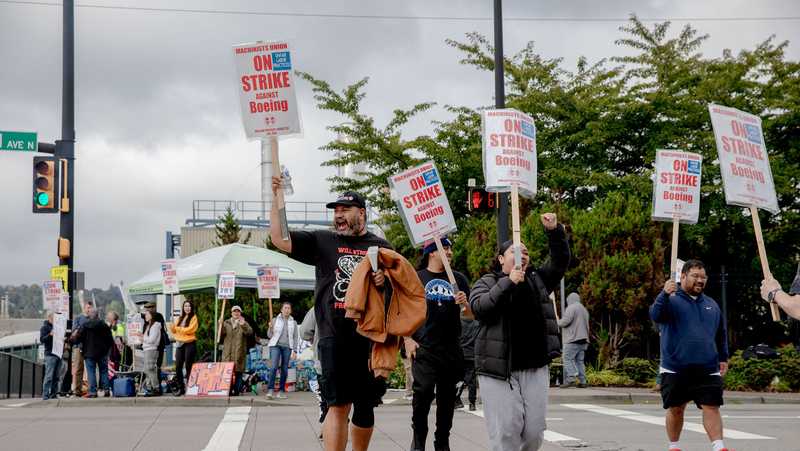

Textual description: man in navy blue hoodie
[651,259,730,451]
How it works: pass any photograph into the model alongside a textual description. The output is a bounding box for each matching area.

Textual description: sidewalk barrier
[0,352,43,399]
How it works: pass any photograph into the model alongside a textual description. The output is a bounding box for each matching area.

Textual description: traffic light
[468,187,498,212]
[32,156,59,213]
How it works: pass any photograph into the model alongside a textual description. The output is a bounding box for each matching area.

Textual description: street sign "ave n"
[0,131,37,152]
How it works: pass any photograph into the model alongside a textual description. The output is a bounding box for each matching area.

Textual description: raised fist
[540,213,557,230]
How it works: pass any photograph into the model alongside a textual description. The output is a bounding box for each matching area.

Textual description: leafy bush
[586,368,635,387]
[387,352,406,389]
[724,345,800,391]
[616,358,657,383]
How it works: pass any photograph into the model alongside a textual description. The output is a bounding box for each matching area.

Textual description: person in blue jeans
[40,312,61,400]
[557,292,590,388]
[266,302,299,399]
[79,311,114,397]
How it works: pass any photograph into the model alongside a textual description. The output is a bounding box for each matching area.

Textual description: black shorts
[318,333,376,407]
[660,371,724,409]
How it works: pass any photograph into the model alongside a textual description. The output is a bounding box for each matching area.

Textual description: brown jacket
[221,318,253,372]
[345,248,426,377]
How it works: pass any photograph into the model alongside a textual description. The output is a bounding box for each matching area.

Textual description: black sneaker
[469,403,476,411]
[454,398,464,409]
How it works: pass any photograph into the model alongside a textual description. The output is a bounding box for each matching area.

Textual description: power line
[1,0,799,23]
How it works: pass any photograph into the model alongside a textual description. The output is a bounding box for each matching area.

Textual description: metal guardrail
[0,352,43,399]
[188,200,380,228]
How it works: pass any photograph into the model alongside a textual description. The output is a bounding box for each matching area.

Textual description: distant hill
[0,284,126,319]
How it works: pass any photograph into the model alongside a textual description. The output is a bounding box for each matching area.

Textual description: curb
[25,397,303,408]
[19,391,800,408]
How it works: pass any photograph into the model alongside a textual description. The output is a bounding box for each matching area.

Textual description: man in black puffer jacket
[469,212,569,451]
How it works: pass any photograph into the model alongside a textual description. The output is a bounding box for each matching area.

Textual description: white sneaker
[266,392,274,399]
[276,393,287,399]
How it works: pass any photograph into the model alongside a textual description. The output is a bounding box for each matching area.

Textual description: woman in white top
[266,302,299,399]
[142,310,162,396]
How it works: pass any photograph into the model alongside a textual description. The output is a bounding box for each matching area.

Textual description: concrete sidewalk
[13,385,800,408]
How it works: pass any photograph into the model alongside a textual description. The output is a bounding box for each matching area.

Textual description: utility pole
[56,0,76,327]
[493,0,509,247]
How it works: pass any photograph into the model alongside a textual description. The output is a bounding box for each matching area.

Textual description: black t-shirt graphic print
[288,229,391,339]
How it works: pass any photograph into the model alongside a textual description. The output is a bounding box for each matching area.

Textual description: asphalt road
[1,398,798,450]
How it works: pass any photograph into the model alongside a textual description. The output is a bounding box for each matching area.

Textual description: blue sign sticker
[422,168,440,186]
[687,160,701,175]
[271,51,292,71]
[743,123,761,144]
[521,121,536,139]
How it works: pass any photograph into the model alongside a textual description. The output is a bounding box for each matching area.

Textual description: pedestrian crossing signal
[33,156,58,213]
[468,188,498,212]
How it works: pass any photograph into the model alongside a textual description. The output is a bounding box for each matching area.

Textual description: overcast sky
[1,0,798,289]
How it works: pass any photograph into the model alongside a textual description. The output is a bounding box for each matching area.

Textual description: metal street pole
[493,0,509,247]
[56,0,76,327]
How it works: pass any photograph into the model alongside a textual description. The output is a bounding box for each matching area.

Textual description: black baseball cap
[326,191,366,209]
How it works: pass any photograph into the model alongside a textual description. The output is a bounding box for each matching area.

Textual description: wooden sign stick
[750,206,781,321]
[270,136,290,241]
[670,216,680,282]
[268,298,274,323]
[550,292,560,322]
[511,183,522,267]
[434,235,465,312]
[216,298,227,348]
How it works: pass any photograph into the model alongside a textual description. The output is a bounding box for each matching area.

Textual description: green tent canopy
[128,243,315,295]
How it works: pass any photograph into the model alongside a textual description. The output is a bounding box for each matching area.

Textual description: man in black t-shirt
[405,237,469,451]
[270,179,390,451]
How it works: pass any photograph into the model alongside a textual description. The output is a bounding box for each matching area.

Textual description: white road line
[462,408,581,442]
[383,398,399,404]
[562,404,775,440]
[5,402,30,407]
[686,415,800,419]
[203,406,251,451]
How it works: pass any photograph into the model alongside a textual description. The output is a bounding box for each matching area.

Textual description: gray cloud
[1,0,798,288]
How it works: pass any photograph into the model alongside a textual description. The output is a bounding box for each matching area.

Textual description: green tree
[214,207,252,246]
[299,16,800,357]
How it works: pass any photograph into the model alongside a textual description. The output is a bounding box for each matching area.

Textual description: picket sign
[708,104,780,321]
[233,41,298,241]
[651,150,703,284]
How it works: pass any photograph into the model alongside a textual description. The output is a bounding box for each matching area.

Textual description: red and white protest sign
[233,41,301,139]
[257,265,280,299]
[161,259,179,294]
[652,150,703,224]
[218,271,236,299]
[708,104,778,213]
[126,313,144,346]
[42,280,62,312]
[482,109,537,198]
[388,161,457,248]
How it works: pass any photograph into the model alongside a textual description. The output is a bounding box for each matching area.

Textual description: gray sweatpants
[479,366,549,451]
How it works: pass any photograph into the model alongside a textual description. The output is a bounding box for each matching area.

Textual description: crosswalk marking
[203,406,251,451]
[462,408,582,442]
[562,404,775,440]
